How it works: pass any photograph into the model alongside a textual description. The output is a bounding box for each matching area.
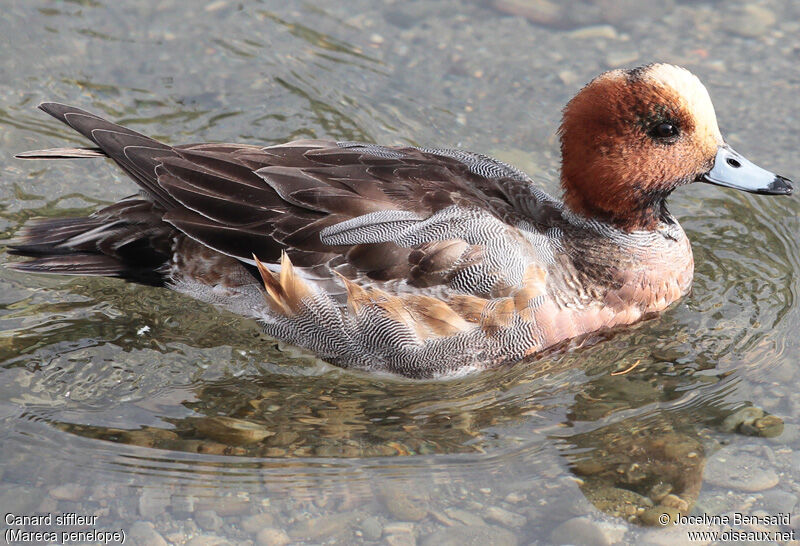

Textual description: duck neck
[562,180,673,232]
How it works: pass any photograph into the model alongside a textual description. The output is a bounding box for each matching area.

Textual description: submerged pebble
[549,517,625,546]
[0,486,42,516]
[360,515,383,540]
[380,484,429,521]
[128,521,168,546]
[721,406,763,433]
[171,494,196,516]
[744,415,784,438]
[504,492,526,504]
[568,24,618,40]
[583,484,653,519]
[704,446,780,492]
[49,483,86,502]
[484,505,526,528]
[195,509,224,531]
[196,496,251,516]
[139,489,170,519]
[759,489,798,514]
[722,5,776,38]
[385,527,417,546]
[604,50,639,68]
[185,535,233,546]
[192,416,274,445]
[241,512,275,534]
[289,513,354,540]
[444,507,486,526]
[718,406,783,438]
[256,527,290,546]
[422,524,518,546]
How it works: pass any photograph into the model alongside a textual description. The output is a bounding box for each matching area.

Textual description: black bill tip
[767,174,793,195]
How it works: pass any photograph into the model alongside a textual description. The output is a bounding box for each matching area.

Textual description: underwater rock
[128,521,167,546]
[255,528,290,546]
[49,483,86,502]
[380,484,429,521]
[422,524,518,546]
[241,512,275,534]
[195,509,224,531]
[289,513,355,541]
[360,516,383,540]
[191,416,274,445]
[549,516,625,546]
[484,505,526,528]
[704,446,779,492]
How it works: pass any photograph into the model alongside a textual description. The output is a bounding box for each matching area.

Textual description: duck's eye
[649,122,679,139]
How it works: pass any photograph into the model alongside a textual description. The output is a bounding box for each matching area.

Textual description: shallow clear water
[1,0,799,544]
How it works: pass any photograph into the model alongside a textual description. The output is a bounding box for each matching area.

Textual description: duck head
[559,63,792,231]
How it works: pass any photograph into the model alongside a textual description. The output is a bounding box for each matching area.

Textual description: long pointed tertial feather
[15,147,105,159]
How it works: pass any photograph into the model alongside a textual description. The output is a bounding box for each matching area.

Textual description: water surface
[1,1,799,544]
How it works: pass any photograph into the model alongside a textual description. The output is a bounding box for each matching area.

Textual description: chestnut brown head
[559,64,791,231]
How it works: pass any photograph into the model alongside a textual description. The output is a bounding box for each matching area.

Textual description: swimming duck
[10,64,792,378]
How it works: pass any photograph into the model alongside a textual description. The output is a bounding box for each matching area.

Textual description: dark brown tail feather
[8,217,171,286]
[7,217,106,255]
[10,253,123,274]
[9,202,172,287]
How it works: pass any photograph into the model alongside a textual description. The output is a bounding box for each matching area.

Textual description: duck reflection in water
[51,342,783,527]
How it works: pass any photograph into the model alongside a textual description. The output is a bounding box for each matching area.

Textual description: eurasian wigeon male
[10,63,792,378]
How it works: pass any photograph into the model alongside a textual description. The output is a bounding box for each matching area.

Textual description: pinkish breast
[530,221,694,350]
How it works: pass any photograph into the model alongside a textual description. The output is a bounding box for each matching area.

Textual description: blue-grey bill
[701,145,793,195]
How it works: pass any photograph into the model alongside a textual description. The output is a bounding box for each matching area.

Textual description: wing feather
[16,103,565,296]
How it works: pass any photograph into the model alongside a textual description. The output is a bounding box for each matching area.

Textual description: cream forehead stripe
[643,64,723,145]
